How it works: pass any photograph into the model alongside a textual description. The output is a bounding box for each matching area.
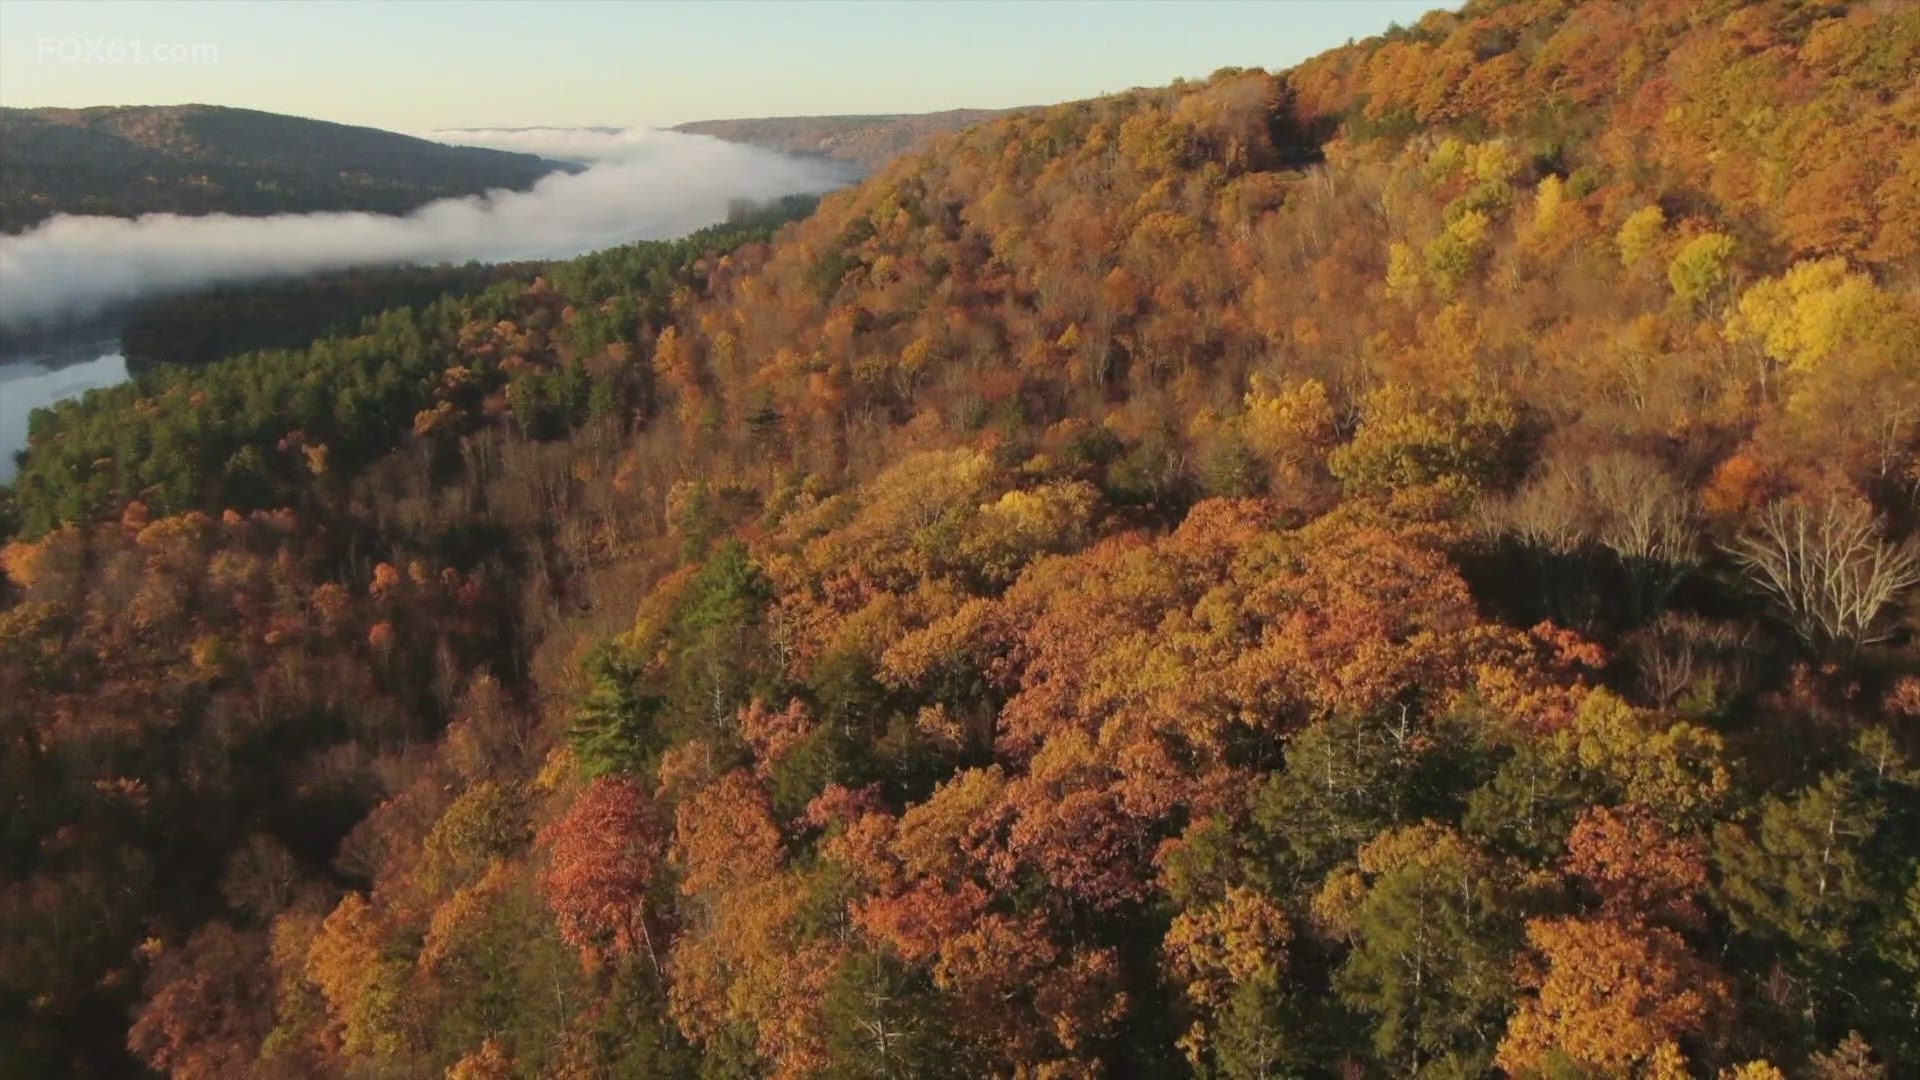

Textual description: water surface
[0,350,129,481]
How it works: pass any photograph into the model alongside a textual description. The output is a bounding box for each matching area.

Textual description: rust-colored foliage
[127,925,275,1080]
[539,775,668,965]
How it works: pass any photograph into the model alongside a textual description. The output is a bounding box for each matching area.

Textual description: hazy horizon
[1,0,1437,130]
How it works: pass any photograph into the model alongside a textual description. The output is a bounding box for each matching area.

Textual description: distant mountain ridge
[0,104,574,232]
[674,108,1015,171]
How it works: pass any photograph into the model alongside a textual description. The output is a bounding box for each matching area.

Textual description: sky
[0,0,1440,130]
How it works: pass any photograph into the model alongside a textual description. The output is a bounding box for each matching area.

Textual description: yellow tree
[1497,916,1729,1076]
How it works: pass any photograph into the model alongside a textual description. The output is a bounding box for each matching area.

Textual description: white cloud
[421,125,680,163]
[0,129,845,326]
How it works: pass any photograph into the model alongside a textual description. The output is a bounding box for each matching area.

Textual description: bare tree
[1726,496,1920,649]
[1583,451,1701,571]
[1486,454,1585,555]
[1484,448,1702,622]
[1627,612,1759,710]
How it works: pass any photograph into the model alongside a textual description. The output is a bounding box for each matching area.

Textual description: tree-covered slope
[674,108,1013,172]
[0,104,574,232]
[4,2,1920,1077]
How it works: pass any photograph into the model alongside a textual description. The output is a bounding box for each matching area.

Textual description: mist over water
[423,126,737,165]
[0,129,846,326]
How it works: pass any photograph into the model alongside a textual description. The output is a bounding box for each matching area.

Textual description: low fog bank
[0,129,847,327]
[424,126,696,164]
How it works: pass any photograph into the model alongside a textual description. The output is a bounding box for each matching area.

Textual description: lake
[0,349,129,482]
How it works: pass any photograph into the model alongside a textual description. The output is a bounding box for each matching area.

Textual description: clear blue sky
[0,0,1441,130]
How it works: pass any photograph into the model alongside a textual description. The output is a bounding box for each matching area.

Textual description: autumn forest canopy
[5,1,1920,1077]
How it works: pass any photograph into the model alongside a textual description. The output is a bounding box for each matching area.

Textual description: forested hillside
[674,110,1011,172]
[5,2,1920,1077]
[117,263,546,372]
[0,105,571,232]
